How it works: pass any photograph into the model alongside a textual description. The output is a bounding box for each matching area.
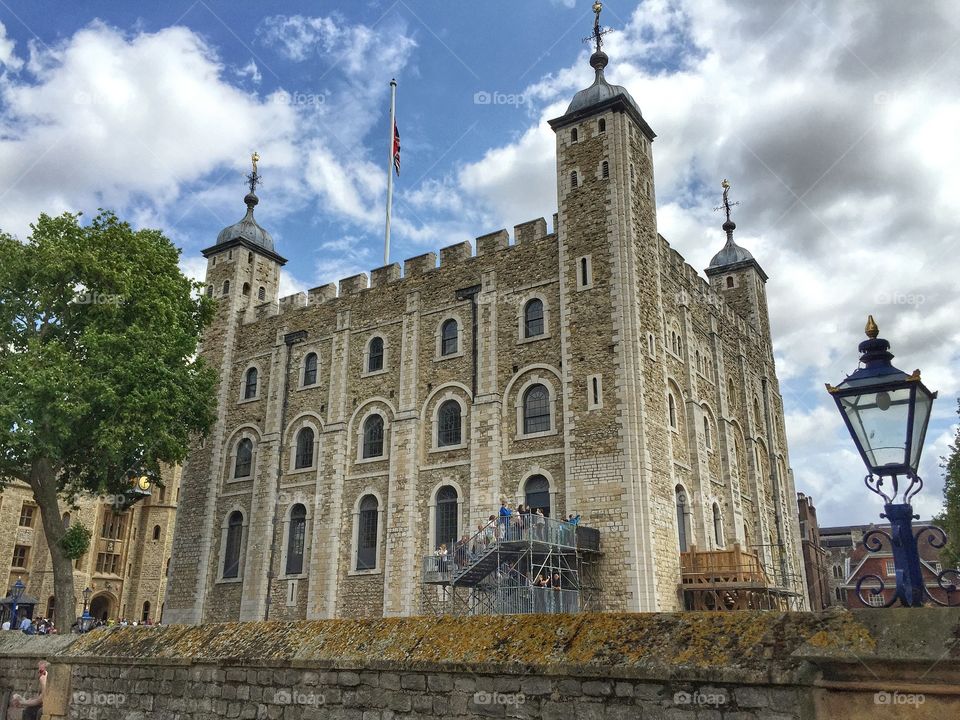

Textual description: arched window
[286,504,307,575]
[222,280,230,296]
[437,400,462,447]
[523,384,551,434]
[525,475,551,516]
[152,525,161,541]
[668,394,677,429]
[243,367,258,399]
[356,495,379,570]
[234,438,253,478]
[728,379,738,410]
[368,337,384,371]
[303,352,318,386]
[598,118,606,133]
[703,415,712,449]
[141,601,151,623]
[434,486,458,551]
[258,286,266,301]
[601,160,610,179]
[294,427,315,469]
[571,128,579,143]
[362,415,384,458]
[570,171,579,189]
[524,299,544,338]
[440,320,458,356]
[223,511,244,579]
[713,504,724,547]
[242,282,250,296]
[206,285,213,297]
[726,276,734,288]
[248,252,253,264]
[46,596,55,620]
[676,487,690,552]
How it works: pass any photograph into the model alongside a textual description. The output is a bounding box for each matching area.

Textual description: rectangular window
[12,545,29,568]
[884,560,896,577]
[101,511,127,540]
[577,255,593,290]
[95,552,121,575]
[587,374,602,410]
[19,504,35,527]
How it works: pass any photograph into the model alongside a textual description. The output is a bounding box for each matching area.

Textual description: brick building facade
[1,465,179,626]
[165,21,806,622]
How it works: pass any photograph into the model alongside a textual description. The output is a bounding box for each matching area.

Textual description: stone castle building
[1,466,179,625]
[165,13,806,622]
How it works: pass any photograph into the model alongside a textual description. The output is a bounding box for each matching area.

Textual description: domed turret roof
[709,221,755,268]
[566,50,643,118]
[216,192,275,254]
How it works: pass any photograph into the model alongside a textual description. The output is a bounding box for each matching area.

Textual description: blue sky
[0,1,957,526]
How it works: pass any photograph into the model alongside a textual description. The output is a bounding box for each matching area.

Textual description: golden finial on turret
[593,1,603,15]
[865,315,879,339]
[721,178,730,190]
[251,151,260,175]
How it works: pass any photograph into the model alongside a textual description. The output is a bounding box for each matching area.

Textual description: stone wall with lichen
[4,609,960,720]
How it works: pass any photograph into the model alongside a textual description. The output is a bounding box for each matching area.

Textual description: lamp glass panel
[909,387,933,472]
[839,386,911,471]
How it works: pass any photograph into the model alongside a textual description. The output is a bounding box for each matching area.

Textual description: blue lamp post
[826,316,954,606]
[80,586,92,631]
[9,577,25,629]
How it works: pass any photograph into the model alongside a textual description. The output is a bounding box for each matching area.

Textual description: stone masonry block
[439,241,473,266]
[308,283,336,304]
[369,264,401,288]
[475,229,509,255]
[514,217,548,245]
[338,273,368,295]
[403,252,436,276]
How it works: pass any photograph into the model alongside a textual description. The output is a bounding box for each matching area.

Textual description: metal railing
[474,586,580,615]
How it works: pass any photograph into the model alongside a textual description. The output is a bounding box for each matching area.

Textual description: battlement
[248,216,557,323]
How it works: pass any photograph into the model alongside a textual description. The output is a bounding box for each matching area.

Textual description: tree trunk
[29,458,77,630]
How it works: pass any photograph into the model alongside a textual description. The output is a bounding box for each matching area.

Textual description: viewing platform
[420,514,601,616]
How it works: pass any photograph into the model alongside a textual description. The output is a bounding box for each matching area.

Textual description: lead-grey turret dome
[216,192,275,253]
[709,221,755,268]
[566,50,643,118]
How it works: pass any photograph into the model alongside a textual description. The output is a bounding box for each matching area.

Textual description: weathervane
[247,151,261,195]
[582,1,613,53]
[714,179,740,223]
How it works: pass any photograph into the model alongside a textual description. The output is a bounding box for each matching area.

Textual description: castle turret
[705,180,770,337]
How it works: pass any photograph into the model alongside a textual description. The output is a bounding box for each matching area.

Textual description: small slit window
[206,285,213,297]
[222,280,230,296]
[726,276,734,288]
[571,128,579,143]
[242,282,250,296]
[598,118,606,133]
[577,255,593,289]
[570,171,579,189]
[258,286,266,301]
[223,511,244,579]
[668,394,678,430]
[248,252,253,264]
[601,161,609,179]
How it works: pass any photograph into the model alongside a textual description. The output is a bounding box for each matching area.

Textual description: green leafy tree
[936,399,960,570]
[0,211,216,627]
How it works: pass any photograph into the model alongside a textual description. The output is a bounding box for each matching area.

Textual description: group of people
[0,616,57,635]
[431,501,584,575]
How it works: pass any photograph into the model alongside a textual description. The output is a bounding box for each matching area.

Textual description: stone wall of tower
[163,241,283,625]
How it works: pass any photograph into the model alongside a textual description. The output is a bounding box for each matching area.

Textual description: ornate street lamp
[826,316,955,606]
[80,586,93,631]
[9,577,26,629]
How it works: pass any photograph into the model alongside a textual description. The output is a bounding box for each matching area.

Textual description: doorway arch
[89,593,115,622]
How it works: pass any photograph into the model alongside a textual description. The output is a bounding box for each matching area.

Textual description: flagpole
[384,78,397,266]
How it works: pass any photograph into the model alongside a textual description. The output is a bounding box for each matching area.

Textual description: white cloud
[0,22,23,71]
[0,22,299,238]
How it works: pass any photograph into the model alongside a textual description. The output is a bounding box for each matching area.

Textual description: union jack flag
[392,121,401,176]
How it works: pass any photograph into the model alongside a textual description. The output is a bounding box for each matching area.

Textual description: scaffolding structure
[679,544,802,611]
[421,515,601,616]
